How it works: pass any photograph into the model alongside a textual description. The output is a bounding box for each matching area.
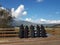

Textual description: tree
[0,7,13,27]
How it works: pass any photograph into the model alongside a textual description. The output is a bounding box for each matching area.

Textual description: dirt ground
[0,35,60,45]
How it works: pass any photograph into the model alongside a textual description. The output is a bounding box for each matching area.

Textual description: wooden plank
[0,31,19,32]
[0,34,18,37]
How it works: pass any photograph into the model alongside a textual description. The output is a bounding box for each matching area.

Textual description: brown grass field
[46,28,60,35]
[0,27,60,45]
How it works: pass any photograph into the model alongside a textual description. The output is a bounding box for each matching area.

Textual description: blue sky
[0,0,60,24]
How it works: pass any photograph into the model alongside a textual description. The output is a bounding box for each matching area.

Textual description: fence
[0,27,19,37]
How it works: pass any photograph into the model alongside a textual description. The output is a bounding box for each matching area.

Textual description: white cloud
[0,7,6,10]
[36,0,43,2]
[22,11,27,15]
[47,20,60,24]
[35,18,60,24]
[25,18,32,22]
[40,18,46,21]
[11,8,14,12]
[25,18,60,24]
[11,4,27,18]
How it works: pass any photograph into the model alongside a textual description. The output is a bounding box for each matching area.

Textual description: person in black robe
[24,25,29,38]
[30,25,35,38]
[36,25,40,37]
[19,24,24,38]
[40,25,47,37]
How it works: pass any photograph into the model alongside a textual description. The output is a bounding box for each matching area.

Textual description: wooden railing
[0,27,19,37]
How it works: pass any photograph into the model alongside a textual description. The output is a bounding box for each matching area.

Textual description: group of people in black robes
[19,24,29,38]
[19,24,47,38]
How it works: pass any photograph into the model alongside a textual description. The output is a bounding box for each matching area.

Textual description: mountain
[10,20,60,28]
[51,24,60,28]
[11,20,37,27]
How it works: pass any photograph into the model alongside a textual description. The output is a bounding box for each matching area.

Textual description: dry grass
[46,28,60,35]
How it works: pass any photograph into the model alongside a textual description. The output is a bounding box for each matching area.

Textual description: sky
[0,0,60,24]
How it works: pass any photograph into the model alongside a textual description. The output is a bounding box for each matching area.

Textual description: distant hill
[11,20,60,28]
[11,20,37,27]
[42,24,60,28]
[51,24,60,28]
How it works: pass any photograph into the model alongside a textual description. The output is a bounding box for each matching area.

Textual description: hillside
[11,20,37,27]
[11,20,60,28]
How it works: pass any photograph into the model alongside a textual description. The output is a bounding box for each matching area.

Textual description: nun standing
[40,25,47,37]
[24,25,29,38]
[36,25,40,37]
[30,25,35,38]
[19,24,24,38]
